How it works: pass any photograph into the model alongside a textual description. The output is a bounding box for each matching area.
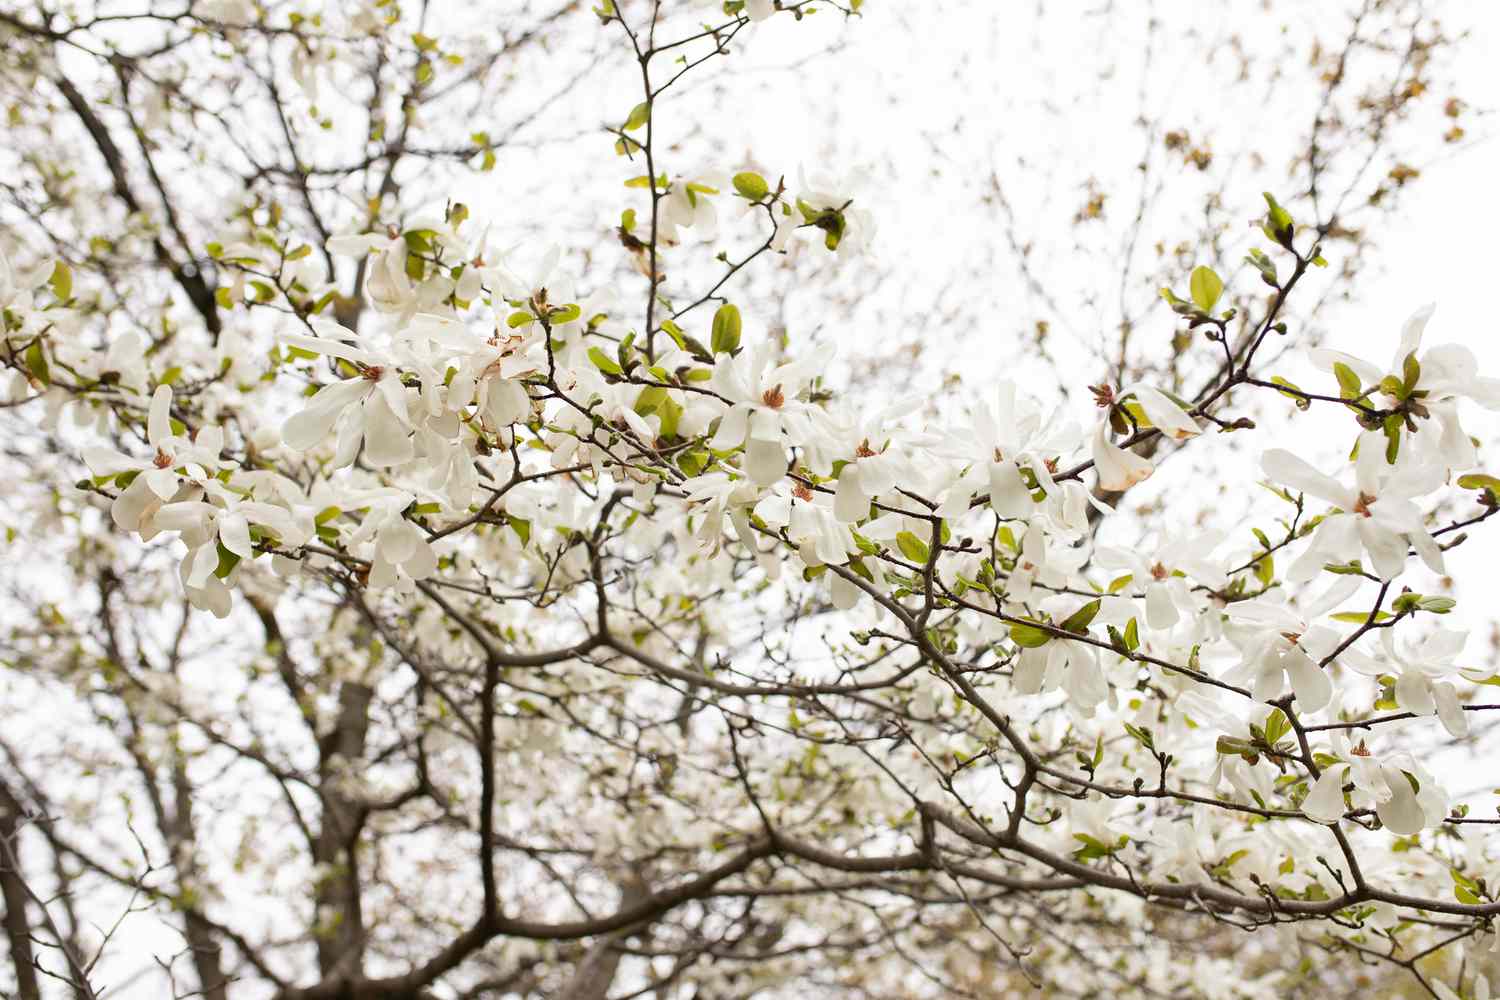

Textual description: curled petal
[1091,423,1153,491]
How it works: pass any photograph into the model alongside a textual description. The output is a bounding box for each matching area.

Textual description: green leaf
[710,303,742,355]
[895,530,930,564]
[48,261,72,302]
[1009,621,1052,648]
[1189,266,1223,311]
[732,171,769,200]
[23,340,48,386]
[587,346,623,376]
[213,541,242,579]
[623,101,650,132]
[1330,610,1392,623]
[509,517,531,546]
[1253,553,1274,586]
[1269,375,1311,411]
[1159,286,1196,316]
[1457,473,1500,495]
[1402,351,1421,393]
[1333,362,1362,401]
[1382,413,1402,464]
[1263,708,1291,745]
[1060,599,1100,634]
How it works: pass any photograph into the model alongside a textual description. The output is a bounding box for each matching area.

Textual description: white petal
[362,391,414,467]
[84,447,140,478]
[1302,766,1347,824]
[988,460,1032,518]
[1284,646,1332,712]
[1432,682,1468,738]
[834,465,868,523]
[1261,449,1351,508]
[148,384,173,447]
[143,467,180,500]
[830,572,861,610]
[709,404,750,450]
[1375,766,1427,835]
[110,476,157,532]
[282,379,368,451]
[1145,583,1179,630]
[218,512,254,559]
[745,438,785,487]
[1356,518,1408,581]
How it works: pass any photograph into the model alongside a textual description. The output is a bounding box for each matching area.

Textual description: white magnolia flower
[1344,628,1470,737]
[1013,635,1108,713]
[1262,431,1446,581]
[936,381,1077,522]
[1223,597,1340,711]
[344,494,440,589]
[281,319,416,468]
[1095,530,1227,631]
[709,340,831,487]
[154,486,306,590]
[85,386,228,532]
[830,397,932,524]
[660,171,728,244]
[1302,732,1447,834]
[1311,304,1500,471]
[753,483,858,572]
[784,167,875,255]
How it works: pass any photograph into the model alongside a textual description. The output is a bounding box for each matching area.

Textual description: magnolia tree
[2,1,1500,999]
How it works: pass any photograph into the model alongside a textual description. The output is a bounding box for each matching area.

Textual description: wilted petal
[1092,423,1153,491]
[1128,385,1199,441]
